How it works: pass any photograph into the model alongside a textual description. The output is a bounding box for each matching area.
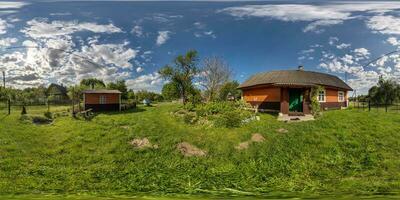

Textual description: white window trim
[318,90,326,103]
[99,95,106,104]
[338,91,345,102]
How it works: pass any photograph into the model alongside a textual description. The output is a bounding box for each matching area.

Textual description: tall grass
[0,103,399,197]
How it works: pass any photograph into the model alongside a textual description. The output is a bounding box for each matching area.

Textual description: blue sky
[1,1,400,93]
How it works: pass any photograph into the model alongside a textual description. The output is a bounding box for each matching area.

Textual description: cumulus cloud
[387,37,400,46]
[21,18,122,39]
[136,67,144,73]
[336,43,351,49]
[131,25,143,37]
[219,2,400,33]
[3,18,138,88]
[366,15,400,35]
[126,72,165,92]
[0,18,11,34]
[156,31,170,46]
[0,37,18,47]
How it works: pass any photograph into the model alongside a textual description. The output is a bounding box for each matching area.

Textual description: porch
[280,87,312,115]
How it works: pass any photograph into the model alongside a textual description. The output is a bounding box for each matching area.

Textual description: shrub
[44,111,53,119]
[32,115,53,124]
[183,112,198,124]
[310,86,324,117]
[213,110,244,128]
[183,102,196,112]
[21,106,27,115]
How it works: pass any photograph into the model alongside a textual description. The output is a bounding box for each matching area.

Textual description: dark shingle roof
[83,90,121,94]
[238,70,352,90]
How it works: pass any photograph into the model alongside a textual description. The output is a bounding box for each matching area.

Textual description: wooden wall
[242,87,281,102]
[85,93,120,104]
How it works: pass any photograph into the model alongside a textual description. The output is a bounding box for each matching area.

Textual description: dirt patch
[251,133,265,142]
[235,141,250,150]
[277,128,289,133]
[236,133,266,151]
[130,138,158,149]
[177,142,207,157]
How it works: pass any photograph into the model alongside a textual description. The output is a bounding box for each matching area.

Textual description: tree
[218,81,241,101]
[80,78,106,89]
[199,56,232,101]
[162,82,180,100]
[159,50,199,105]
[107,80,128,100]
[368,76,399,105]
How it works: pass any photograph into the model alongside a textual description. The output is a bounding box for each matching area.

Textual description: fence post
[368,100,371,112]
[7,98,10,115]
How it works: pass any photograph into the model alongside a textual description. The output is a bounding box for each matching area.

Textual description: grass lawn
[0,103,399,199]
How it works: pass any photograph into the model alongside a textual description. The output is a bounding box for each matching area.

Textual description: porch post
[280,87,289,114]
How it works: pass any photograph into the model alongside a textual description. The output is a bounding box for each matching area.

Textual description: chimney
[298,65,304,71]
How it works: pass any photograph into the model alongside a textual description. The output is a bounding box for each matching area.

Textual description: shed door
[289,89,303,112]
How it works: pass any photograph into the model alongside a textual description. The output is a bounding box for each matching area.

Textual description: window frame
[99,95,106,104]
[338,91,345,102]
[318,90,326,103]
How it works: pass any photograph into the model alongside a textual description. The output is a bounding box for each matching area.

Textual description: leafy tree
[80,78,106,89]
[127,89,135,102]
[368,76,399,105]
[135,90,163,102]
[107,80,128,99]
[218,81,241,101]
[161,82,180,100]
[159,50,199,105]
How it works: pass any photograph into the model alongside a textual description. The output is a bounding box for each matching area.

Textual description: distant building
[47,83,69,102]
[238,66,353,115]
[83,90,121,112]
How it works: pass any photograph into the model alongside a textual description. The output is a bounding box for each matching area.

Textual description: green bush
[44,111,53,119]
[182,112,198,124]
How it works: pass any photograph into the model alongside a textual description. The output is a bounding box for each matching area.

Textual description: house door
[289,89,303,112]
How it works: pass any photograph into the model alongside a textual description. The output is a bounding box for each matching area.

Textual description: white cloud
[21,18,122,39]
[328,37,339,45]
[366,15,400,35]
[387,37,400,46]
[353,48,370,59]
[156,31,170,46]
[0,18,11,34]
[336,43,351,49]
[79,41,137,69]
[220,2,400,33]
[136,67,144,73]
[126,72,165,92]
[0,37,17,47]
[131,25,143,37]
[0,2,28,9]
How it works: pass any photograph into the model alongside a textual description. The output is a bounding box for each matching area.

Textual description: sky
[1,1,400,94]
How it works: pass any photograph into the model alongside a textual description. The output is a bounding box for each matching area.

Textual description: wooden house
[238,66,353,115]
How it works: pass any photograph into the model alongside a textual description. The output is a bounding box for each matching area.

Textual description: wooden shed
[83,90,121,112]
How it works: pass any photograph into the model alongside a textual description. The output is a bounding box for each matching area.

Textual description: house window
[338,91,345,102]
[318,90,326,102]
[99,95,106,104]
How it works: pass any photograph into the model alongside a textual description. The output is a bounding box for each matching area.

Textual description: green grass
[0,103,399,199]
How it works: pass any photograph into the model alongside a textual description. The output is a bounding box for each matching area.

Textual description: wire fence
[349,101,400,113]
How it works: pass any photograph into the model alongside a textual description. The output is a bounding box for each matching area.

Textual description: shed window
[99,95,106,104]
[338,91,345,102]
[318,90,326,102]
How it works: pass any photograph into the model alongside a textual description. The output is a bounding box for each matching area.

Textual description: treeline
[0,50,242,107]
[350,76,400,105]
